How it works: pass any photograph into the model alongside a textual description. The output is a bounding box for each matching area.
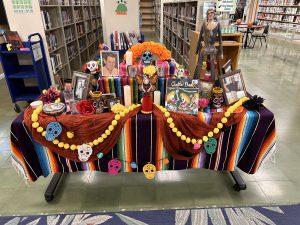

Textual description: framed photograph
[101,93,116,108]
[222,59,233,74]
[72,72,89,100]
[127,65,138,77]
[199,80,214,100]
[219,69,247,105]
[157,66,165,77]
[107,97,123,111]
[101,51,119,77]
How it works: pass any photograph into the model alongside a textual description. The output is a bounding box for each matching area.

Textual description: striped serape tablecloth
[10,107,276,182]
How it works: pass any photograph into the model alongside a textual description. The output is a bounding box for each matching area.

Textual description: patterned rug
[0,204,299,225]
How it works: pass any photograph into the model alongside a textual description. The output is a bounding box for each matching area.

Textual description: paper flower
[111,103,125,114]
[40,87,61,104]
[143,65,157,77]
[76,100,96,115]
[198,98,210,109]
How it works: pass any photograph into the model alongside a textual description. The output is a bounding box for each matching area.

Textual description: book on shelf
[84,7,90,20]
[64,27,75,42]
[50,53,62,74]
[41,10,52,30]
[112,31,140,51]
[76,24,85,36]
[46,33,58,51]
[74,9,83,22]
[39,0,50,5]
[165,79,199,115]
[186,4,197,24]
[67,44,78,58]
[3,31,24,50]
[61,10,72,25]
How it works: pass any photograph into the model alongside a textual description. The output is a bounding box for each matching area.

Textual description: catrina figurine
[136,65,158,114]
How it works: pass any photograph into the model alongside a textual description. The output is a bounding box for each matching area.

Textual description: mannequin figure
[194,8,223,81]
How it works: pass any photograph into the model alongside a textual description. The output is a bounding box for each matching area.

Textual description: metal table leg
[44,173,63,202]
[230,170,247,192]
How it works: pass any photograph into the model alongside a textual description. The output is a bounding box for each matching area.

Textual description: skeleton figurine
[136,66,158,114]
[83,60,101,91]
[212,87,224,111]
[194,8,223,81]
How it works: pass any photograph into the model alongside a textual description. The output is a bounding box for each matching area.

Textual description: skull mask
[86,61,98,75]
[77,144,93,162]
[108,159,121,175]
[204,138,218,154]
[45,122,62,142]
[141,51,153,65]
[212,93,224,109]
[143,163,156,180]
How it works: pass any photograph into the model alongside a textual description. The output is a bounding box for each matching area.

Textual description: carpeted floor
[0,204,299,224]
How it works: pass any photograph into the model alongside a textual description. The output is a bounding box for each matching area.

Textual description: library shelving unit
[0,33,51,112]
[154,0,161,41]
[257,0,300,33]
[39,0,103,81]
[162,0,201,69]
[140,0,155,33]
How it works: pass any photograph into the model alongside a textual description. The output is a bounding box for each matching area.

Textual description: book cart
[0,33,51,112]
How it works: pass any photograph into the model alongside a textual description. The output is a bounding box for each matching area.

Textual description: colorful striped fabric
[10,107,276,182]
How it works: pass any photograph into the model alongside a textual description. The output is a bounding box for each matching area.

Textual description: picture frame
[222,59,233,74]
[219,69,247,105]
[107,97,123,111]
[100,51,120,77]
[72,72,89,100]
[101,93,116,108]
[199,80,214,100]
[127,65,138,77]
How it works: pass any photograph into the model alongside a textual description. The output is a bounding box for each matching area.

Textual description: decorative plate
[43,103,65,115]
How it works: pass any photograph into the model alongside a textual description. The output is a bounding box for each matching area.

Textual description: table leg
[244,29,249,48]
[229,170,247,191]
[44,173,63,202]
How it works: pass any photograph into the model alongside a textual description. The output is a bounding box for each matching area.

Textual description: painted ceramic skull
[86,60,98,74]
[45,122,62,142]
[77,144,93,162]
[143,163,156,180]
[108,159,121,175]
[212,93,224,109]
[204,138,218,154]
[141,51,153,65]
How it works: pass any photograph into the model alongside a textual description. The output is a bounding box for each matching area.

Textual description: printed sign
[32,43,43,61]
[216,0,237,13]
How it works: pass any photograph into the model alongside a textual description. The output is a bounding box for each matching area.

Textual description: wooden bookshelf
[162,1,201,69]
[39,0,103,80]
[257,0,300,32]
[154,0,161,40]
[189,31,243,79]
[140,0,155,33]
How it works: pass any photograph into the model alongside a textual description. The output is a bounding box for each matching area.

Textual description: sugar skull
[86,60,99,75]
[212,87,224,109]
[143,163,156,180]
[204,138,217,154]
[45,122,62,142]
[108,159,121,175]
[141,51,153,65]
[77,144,93,162]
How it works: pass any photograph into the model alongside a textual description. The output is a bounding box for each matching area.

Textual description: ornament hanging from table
[141,51,153,65]
[77,144,93,162]
[143,163,156,180]
[108,159,122,175]
[130,162,137,169]
[204,138,218,154]
[97,152,104,159]
[45,122,62,142]
[136,65,158,114]
[194,143,202,151]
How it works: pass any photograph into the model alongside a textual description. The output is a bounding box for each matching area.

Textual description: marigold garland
[31,104,140,151]
[124,42,171,62]
[156,96,250,146]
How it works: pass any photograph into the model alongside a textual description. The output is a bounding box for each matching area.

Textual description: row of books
[61,10,72,25]
[76,24,85,36]
[50,54,62,74]
[186,4,197,24]
[46,33,58,52]
[64,27,75,42]
[41,10,52,30]
[79,38,86,50]
[74,9,83,22]
[87,32,97,45]
[67,44,78,59]
[112,32,140,51]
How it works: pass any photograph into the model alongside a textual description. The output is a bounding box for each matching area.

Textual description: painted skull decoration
[141,51,153,65]
[45,122,62,142]
[108,159,122,175]
[143,163,156,180]
[212,87,224,109]
[86,60,99,75]
[77,144,93,162]
[204,138,218,154]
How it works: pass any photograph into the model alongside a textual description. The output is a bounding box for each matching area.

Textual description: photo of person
[72,72,89,100]
[127,65,137,77]
[199,81,214,100]
[101,51,119,76]
[220,70,247,105]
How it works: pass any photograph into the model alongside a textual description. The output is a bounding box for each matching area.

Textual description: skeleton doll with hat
[83,60,101,91]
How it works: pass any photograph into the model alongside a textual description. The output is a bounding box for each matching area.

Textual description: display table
[10,103,276,201]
